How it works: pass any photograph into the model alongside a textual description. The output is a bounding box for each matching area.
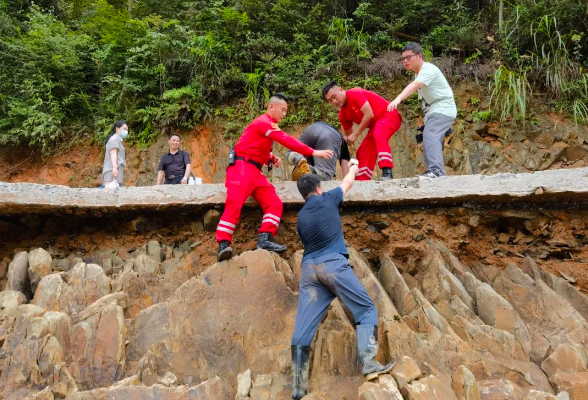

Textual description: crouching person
[291,159,394,399]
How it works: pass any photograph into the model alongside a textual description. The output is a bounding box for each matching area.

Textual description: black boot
[357,324,394,381]
[291,345,310,400]
[380,168,393,181]
[257,232,287,253]
[217,240,234,262]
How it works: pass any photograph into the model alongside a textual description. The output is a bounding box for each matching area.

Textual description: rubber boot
[291,345,310,400]
[379,168,393,181]
[257,232,287,253]
[356,324,394,381]
[217,240,234,262]
[292,158,311,182]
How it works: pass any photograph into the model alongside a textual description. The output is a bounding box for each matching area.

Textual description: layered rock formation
[1,237,587,399]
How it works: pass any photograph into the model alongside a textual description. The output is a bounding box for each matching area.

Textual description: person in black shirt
[290,159,394,400]
[157,134,192,185]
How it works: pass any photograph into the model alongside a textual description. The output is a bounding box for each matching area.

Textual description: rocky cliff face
[1,237,588,399]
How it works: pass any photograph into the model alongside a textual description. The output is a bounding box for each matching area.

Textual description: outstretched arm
[387,81,423,111]
[340,158,359,196]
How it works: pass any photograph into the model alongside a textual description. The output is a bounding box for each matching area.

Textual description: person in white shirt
[387,42,457,178]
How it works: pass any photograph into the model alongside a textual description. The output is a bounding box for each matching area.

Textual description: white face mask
[120,130,129,139]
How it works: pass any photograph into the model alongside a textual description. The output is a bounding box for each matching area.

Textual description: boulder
[475,283,532,358]
[77,292,129,322]
[390,356,422,388]
[0,304,75,398]
[135,254,160,275]
[7,251,32,298]
[554,279,588,323]
[60,263,111,318]
[90,377,233,399]
[28,248,52,293]
[53,259,71,272]
[477,379,525,400]
[0,289,27,315]
[523,391,558,400]
[541,343,587,378]
[402,374,457,400]
[157,371,178,387]
[136,350,158,386]
[359,375,403,400]
[31,274,66,312]
[127,250,297,385]
[492,270,588,364]
[147,240,163,262]
[452,365,480,400]
[549,372,588,400]
[67,304,125,390]
[236,369,252,399]
[379,255,417,316]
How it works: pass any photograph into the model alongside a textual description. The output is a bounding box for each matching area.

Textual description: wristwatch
[181,177,187,181]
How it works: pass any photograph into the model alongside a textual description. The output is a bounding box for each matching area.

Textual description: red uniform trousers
[216,160,282,243]
[356,110,402,180]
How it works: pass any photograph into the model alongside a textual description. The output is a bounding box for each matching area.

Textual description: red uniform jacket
[234,113,314,166]
[339,88,389,131]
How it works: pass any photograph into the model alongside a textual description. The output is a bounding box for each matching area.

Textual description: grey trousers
[423,113,455,177]
[291,253,378,346]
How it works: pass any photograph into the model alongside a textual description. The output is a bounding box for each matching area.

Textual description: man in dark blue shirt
[290,159,394,400]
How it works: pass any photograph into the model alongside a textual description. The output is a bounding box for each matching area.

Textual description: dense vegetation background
[0,0,586,153]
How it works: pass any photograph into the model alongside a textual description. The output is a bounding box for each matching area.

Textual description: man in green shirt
[388,42,457,178]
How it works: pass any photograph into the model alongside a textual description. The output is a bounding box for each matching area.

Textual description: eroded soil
[2,205,587,295]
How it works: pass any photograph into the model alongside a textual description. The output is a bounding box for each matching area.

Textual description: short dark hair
[169,133,181,141]
[322,81,339,100]
[297,174,322,200]
[402,42,423,55]
[269,93,289,103]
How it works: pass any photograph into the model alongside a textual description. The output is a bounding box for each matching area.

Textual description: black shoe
[380,168,393,181]
[257,232,287,253]
[217,240,234,262]
[357,324,395,381]
[291,345,310,400]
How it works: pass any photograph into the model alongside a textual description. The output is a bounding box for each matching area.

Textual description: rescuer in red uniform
[322,81,402,181]
[216,94,334,262]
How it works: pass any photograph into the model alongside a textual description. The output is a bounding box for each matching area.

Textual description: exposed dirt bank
[2,204,587,296]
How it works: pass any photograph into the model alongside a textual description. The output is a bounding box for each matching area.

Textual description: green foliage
[530,16,580,97]
[472,110,492,122]
[489,65,531,123]
[0,7,94,153]
[0,0,587,154]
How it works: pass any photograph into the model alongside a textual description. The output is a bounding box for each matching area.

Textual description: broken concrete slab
[1,168,588,216]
